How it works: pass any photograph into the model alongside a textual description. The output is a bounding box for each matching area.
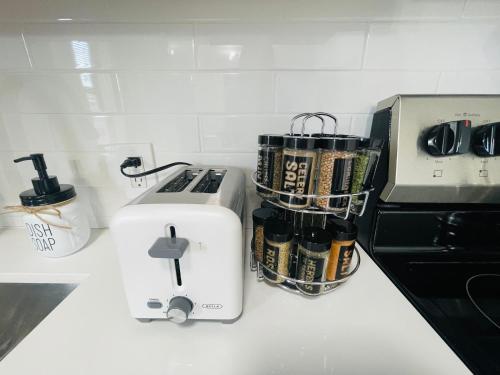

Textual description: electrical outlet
[129,159,147,188]
[103,143,157,199]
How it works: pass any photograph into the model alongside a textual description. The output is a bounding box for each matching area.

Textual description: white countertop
[0,227,471,375]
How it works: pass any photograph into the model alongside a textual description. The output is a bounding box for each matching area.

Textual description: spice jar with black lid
[252,208,279,265]
[256,134,284,198]
[278,135,319,209]
[263,220,293,283]
[325,219,357,281]
[296,227,332,295]
[315,136,359,211]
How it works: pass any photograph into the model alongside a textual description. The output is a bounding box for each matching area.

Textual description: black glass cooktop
[376,253,500,375]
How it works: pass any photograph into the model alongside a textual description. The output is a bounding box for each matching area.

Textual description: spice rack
[250,112,379,297]
[250,177,368,295]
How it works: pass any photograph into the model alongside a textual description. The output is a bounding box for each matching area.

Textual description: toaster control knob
[167,296,193,324]
[424,120,471,156]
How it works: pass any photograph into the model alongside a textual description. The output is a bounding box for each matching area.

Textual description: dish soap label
[25,222,56,252]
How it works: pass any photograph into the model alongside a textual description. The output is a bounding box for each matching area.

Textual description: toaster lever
[148,237,188,259]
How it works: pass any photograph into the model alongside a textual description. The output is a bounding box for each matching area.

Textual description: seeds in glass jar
[316,151,335,209]
[272,151,283,192]
[316,151,355,210]
[263,238,291,283]
[255,226,264,263]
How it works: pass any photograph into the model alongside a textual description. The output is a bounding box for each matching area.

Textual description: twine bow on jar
[1,198,75,230]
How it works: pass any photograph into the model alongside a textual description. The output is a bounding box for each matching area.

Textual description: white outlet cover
[103,143,158,200]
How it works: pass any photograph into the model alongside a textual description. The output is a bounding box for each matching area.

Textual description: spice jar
[315,136,359,212]
[278,136,319,209]
[351,140,380,213]
[296,227,332,295]
[263,220,293,283]
[256,134,283,198]
[252,208,279,264]
[325,219,357,281]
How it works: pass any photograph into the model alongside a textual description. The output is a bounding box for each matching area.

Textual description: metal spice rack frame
[250,111,378,297]
[250,175,367,296]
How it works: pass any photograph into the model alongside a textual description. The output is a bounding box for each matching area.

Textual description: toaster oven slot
[191,169,227,194]
[158,168,203,193]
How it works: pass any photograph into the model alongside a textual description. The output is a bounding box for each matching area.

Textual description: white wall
[1,0,500,227]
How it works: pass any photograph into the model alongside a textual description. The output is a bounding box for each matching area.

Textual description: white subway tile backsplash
[1,114,199,152]
[24,24,195,70]
[199,114,351,152]
[0,73,121,113]
[365,22,500,70]
[275,71,440,114]
[0,25,30,70]
[193,72,274,113]
[0,2,499,229]
[99,115,200,152]
[195,23,366,69]
[463,0,500,18]
[437,71,500,93]
[351,114,373,137]
[199,115,289,152]
[118,72,195,113]
[2,114,58,151]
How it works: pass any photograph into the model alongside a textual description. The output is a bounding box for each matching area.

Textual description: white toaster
[111,166,245,323]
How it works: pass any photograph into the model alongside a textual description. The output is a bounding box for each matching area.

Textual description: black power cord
[120,157,191,178]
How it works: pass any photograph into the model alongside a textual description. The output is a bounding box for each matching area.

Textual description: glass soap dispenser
[13,154,91,257]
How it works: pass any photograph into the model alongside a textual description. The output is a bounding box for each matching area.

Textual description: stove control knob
[424,120,471,156]
[472,122,500,157]
[167,296,193,324]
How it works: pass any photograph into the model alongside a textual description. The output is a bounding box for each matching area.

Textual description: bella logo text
[202,304,223,309]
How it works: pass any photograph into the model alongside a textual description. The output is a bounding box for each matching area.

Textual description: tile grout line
[360,22,371,70]
[113,73,126,112]
[435,72,444,93]
[461,0,469,18]
[20,31,34,69]
[192,23,199,70]
[196,115,204,152]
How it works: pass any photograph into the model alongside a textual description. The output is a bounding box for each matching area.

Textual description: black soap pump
[14,153,76,207]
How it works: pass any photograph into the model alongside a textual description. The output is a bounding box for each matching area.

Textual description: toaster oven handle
[148,237,188,259]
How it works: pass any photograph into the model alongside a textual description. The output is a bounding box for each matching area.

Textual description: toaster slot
[158,168,204,193]
[191,169,227,194]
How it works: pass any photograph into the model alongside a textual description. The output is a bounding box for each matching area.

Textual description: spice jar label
[280,155,315,207]
[327,244,354,281]
[257,148,282,194]
[297,254,328,295]
[263,243,280,281]
[329,157,354,209]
